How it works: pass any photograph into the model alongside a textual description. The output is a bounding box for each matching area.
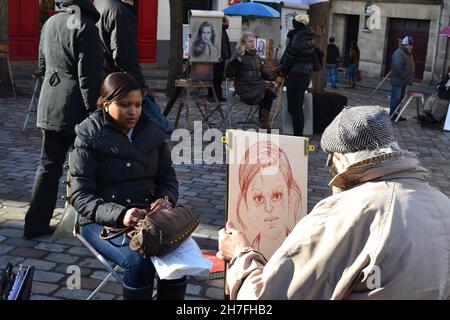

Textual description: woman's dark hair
[97,72,141,109]
[192,21,216,57]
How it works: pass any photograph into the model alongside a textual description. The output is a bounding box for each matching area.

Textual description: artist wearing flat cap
[218,106,450,300]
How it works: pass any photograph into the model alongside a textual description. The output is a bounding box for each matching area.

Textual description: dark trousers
[286,77,311,136]
[208,61,225,99]
[82,223,186,296]
[390,84,407,116]
[24,130,75,234]
[259,89,277,111]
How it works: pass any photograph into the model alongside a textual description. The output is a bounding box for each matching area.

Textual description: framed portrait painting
[189,10,223,63]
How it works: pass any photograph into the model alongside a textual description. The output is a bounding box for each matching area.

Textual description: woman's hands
[122,197,172,227]
[122,208,147,227]
[150,197,172,213]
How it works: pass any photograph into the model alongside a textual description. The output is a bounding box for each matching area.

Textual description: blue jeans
[347,64,358,82]
[390,84,407,116]
[324,66,337,88]
[82,223,156,288]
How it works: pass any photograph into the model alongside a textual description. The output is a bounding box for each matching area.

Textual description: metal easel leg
[22,77,40,133]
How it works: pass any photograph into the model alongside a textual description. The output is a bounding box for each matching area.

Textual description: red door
[385,18,430,80]
[137,0,158,63]
[8,0,40,61]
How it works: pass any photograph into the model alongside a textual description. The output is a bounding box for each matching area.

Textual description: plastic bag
[150,237,213,280]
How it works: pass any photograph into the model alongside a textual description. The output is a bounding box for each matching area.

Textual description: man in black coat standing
[24,0,103,239]
[94,0,147,90]
[208,15,232,101]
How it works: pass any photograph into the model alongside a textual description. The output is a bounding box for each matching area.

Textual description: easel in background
[174,63,227,130]
[0,44,16,98]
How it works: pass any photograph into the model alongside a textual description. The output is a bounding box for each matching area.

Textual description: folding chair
[390,91,425,123]
[60,163,123,300]
[224,78,263,129]
[22,74,42,132]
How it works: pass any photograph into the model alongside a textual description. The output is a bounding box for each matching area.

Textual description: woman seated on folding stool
[226,32,277,130]
[69,72,186,300]
[421,66,450,126]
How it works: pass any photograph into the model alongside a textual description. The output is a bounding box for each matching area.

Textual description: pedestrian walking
[324,37,340,89]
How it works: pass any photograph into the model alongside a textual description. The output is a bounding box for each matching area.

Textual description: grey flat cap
[321,106,394,154]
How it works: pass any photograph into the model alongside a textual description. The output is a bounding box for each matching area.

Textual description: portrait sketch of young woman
[227,133,308,259]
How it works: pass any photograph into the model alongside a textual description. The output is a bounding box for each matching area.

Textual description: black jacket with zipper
[279,27,315,78]
[69,109,178,227]
[94,0,146,89]
[37,0,103,134]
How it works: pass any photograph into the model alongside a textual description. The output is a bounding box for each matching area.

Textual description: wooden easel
[0,44,16,98]
[174,62,228,129]
[174,78,226,129]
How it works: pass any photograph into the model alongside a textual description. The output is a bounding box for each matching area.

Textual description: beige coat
[227,151,450,300]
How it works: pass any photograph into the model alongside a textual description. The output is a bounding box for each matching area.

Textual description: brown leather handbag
[100,206,200,258]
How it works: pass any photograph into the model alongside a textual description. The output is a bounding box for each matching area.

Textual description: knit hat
[294,14,310,26]
[321,106,394,154]
[402,35,414,46]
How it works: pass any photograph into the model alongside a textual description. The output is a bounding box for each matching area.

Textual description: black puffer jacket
[94,0,146,89]
[279,27,315,78]
[227,50,273,105]
[37,0,103,134]
[69,109,178,227]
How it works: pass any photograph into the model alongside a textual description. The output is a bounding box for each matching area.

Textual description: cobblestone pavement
[0,74,449,300]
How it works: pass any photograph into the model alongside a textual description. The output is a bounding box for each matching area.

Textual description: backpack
[313,47,324,72]
[142,95,174,134]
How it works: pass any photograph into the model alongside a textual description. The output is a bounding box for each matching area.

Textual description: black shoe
[23,225,57,240]
[397,116,407,121]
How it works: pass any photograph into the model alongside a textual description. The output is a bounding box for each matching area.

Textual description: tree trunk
[0,0,14,97]
[308,1,330,93]
[165,0,183,98]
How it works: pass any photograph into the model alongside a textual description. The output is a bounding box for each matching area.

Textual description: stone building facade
[328,0,448,83]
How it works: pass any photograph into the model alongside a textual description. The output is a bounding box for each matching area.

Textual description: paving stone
[99,282,123,295]
[91,270,120,282]
[67,246,91,257]
[33,270,66,283]
[53,288,92,300]
[0,255,26,267]
[9,247,48,259]
[31,295,62,300]
[35,242,68,253]
[32,281,60,295]
[46,253,79,264]
[78,258,106,269]
[2,237,37,247]
[80,277,102,290]
[1,220,24,229]
[52,264,92,277]
[20,258,56,271]
[186,284,202,296]
[0,243,15,255]
[2,200,29,208]
[205,287,225,299]
[0,228,23,238]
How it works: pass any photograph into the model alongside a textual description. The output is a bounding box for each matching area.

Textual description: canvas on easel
[226,130,308,260]
[189,10,224,63]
